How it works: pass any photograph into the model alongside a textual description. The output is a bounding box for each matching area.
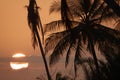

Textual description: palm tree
[45,0,120,80]
[26,0,51,80]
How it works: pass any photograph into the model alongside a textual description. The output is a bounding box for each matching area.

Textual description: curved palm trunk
[35,28,52,80]
[27,0,51,79]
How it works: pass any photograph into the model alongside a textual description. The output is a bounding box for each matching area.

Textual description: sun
[10,53,29,70]
[10,62,29,70]
[12,53,26,58]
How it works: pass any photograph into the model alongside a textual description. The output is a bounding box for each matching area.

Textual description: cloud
[0,56,43,63]
[0,57,12,62]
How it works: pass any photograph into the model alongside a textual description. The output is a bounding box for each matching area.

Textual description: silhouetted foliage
[45,0,120,80]
[56,72,73,80]
[27,0,44,48]
[26,0,51,80]
[104,0,120,17]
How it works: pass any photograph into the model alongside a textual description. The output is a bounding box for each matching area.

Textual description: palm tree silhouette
[26,0,51,80]
[45,0,120,80]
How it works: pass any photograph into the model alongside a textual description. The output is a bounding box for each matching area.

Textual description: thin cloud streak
[0,56,43,63]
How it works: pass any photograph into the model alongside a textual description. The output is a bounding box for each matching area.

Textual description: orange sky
[0,0,55,80]
[0,0,54,57]
[0,0,118,80]
[0,0,116,58]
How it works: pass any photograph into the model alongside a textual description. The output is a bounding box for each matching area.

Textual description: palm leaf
[74,37,82,77]
[27,0,44,48]
[45,24,83,54]
[65,41,74,67]
[45,30,70,54]
[44,20,79,33]
[95,24,120,42]
[98,6,117,22]
[86,24,120,65]
[80,0,91,14]
[61,0,73,30]
[44,20,65,33]
[68,0,85,19]
[49,0,61,14]
[49,33,71,65]
[65,28,83,67]
[89,0,100,16]
[104,0,120,17]
[77,58,110,80]
[90,2,105,19]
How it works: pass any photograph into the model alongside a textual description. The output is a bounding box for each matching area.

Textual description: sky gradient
[0,0,118,80]
[0,0,54,80]
[0,0,52,57]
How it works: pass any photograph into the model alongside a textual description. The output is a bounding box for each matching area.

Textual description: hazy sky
[0,0,115,57]
[0,0,118,80]
[0,0,55,80]
[0,0,53,57]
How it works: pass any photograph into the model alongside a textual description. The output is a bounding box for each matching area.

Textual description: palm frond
[104,0,120,17]
[89,0,100,16]
[49,33,71,65]
[80,0,91,14]
[45,0,120,79]
[98,6,117,22]
[38,14,44,43]
[45,30,70,54]
[89,1,116,24]
[44,20,65,33]
[61,0,73,30]
[45,25,82,54]
[67,0,85,19]
[65,41,74,67]
[74,37,82,76]
[75,58,95,79]
[87,24,120,64]
[65,30,82,67]
[49,0,61,14]
[81,59,96,80]
[76,58,109,80]
[27,0,44,48]
[99,41,119,64]
[90,2,105,19]
[94,24,120,42]
[31,30,38,48]
[44,20,79,33]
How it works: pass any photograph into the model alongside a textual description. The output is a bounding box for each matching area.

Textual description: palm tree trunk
[35,29,52,80]
[89,39,101,80]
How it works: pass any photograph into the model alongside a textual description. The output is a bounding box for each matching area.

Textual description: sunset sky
[0,0,55,80]
[0,0,53,57]
[0,0,118,80]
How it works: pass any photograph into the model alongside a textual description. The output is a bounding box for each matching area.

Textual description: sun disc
[10,53,29,70]
[12,53,26,58]
[10,62,29,70]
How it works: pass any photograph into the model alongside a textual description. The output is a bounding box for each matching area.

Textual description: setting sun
[12,53,26,58]
[10,62,29,70]
[10,53,29,70]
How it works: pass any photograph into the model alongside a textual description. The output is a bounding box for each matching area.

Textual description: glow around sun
[10,53,29,70]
